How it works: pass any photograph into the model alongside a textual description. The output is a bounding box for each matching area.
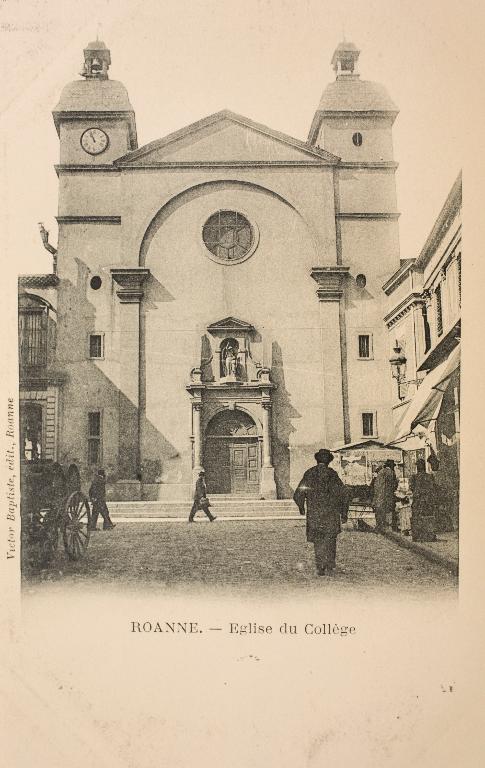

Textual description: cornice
[55,164,120,175]
[338,161,398,170]
[384,293,425,328]
[114,160,335,169]
[382,259,416,295]
[53,109,135,121]
[319,109,398,119]
[337,212,400,220]
[186,381,275,393]
[56,159,397,172]
[56,215,121,224]
[414,172,462,270]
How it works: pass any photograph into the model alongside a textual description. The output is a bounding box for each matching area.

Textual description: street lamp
[389,341,407,400]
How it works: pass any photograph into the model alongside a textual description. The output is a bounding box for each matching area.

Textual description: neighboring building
[23,38,402,501]
[385,172,461,517]
[18,235,61,463]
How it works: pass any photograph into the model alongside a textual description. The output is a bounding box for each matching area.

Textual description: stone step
[109,500,297,519]
[108,500,374,520]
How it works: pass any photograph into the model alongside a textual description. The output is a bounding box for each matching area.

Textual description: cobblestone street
[24,520,458,598]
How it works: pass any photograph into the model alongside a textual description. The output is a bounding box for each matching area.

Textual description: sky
[0,0,472,275]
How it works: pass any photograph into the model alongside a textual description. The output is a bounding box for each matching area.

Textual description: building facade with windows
[384,173,461,515]
[18,269,61,463]
[20,39,402,501]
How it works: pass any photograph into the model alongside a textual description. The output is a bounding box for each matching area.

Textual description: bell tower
[308,41,398,162]
[52,39,137,166]
[308,41,401,446]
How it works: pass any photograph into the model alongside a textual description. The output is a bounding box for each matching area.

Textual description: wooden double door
[205,438,260,495]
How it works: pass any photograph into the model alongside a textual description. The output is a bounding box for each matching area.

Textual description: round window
[202,210,253,262]
[352,132,363,147]
[90,275,102,290]
[356,273,367,289]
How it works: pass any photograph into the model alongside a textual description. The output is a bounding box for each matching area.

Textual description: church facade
[37,39,401,500]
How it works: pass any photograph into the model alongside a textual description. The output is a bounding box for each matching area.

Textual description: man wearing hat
[88,468,116,530]
[372,459,398,533]
[293,449,348,575]
[188,470,216,522]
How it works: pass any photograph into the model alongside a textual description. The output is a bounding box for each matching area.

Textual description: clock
[80,127,109,155]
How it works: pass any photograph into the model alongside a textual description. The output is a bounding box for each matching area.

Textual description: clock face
[80,128,109,155]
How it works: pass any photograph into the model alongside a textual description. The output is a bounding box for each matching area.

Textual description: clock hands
[81,128,108,154]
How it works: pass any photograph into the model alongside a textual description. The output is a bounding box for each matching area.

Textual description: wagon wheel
[62,491,91,561]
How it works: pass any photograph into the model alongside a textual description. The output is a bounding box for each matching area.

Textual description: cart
[20,460,92,569]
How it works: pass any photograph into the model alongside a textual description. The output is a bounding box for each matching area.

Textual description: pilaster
[311,266,350,446]
[111,268,150,492]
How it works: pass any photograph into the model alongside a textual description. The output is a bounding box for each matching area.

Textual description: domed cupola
[308,41,398,161]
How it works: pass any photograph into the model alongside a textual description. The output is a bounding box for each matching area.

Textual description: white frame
[361,410,378,438]
[88,332,105,360]
[357,331,374,360]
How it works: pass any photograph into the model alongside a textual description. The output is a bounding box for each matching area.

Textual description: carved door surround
[186,316,277,498]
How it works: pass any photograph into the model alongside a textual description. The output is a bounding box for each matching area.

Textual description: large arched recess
[138,179,320,265]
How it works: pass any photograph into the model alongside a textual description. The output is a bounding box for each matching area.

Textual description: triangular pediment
[207,316,255,333]
[115,110,339,166]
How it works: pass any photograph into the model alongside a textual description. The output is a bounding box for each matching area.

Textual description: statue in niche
[221,339,239,378]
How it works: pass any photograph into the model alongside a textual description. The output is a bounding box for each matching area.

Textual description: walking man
[372,459,398,533]
[293,449,348,576]
[188,470,216,522]
[88,468,116,530]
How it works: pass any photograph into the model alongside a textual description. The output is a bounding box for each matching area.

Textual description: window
[19,309,48,368]
[422,305,432,353]
[358,334,372,359]
[88,411,102,465]
[356,273,367,289]
[90,275,102,290]
[362,412,376,437]
[202,210,253,261]
[352,132,363,147]
[89,333,104,359]
[435,284,443,337]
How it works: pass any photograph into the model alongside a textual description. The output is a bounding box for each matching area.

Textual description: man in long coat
[188,470,216,522]
[88,468,116,530]
[372,459,398,533]
[293,449,348,575]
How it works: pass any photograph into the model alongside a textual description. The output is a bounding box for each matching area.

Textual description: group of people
[370,456,448,542]
[293,448,450,576]
[91,449,449,575]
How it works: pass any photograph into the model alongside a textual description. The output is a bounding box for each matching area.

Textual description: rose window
[202,210,253,261]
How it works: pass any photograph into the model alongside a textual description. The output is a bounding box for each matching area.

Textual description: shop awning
[410,346,460,430]
[386,354,454,447]
[431,344,460,392]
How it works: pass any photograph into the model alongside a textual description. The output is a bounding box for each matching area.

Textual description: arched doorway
[204,410,260,495]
